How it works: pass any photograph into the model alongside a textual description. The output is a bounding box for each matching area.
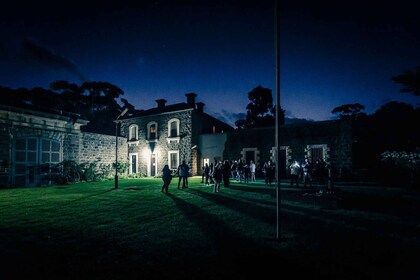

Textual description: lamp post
[115,108,129,189]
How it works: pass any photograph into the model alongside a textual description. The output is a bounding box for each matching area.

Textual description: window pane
[42,139,50,152]
[51,141,60,152]
[170,153,178,169]
[15,139,25,150]
[27,139,37,151]
[170,122,177,137]
[130,126,137,140]
[15,164,26,174]
[15,152,26,162]
[51,153,60,163]
[27,152,37,162]
[42,153,50,163]
[150,124,156,139]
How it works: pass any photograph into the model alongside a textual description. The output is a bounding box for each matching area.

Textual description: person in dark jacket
[222,160,231,188]
[161,165,172,193]
[177,160,190,189]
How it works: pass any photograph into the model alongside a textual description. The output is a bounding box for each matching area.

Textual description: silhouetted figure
[177,160,189,189]
[213,161,223,192]
[161,165,172,193]
[237,159,244,183]
[222,160,231,187]
[244,164,250,183]
[263,160,275,186]
[201,165,205,183]
[209,162,215,184]
[204,163,210,185]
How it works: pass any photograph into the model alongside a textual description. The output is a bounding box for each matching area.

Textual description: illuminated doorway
[151,154,157,177]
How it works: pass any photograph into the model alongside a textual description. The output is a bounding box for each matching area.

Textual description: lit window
[129,125,138,141]
[147,121,158,140]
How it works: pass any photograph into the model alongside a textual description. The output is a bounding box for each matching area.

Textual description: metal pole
[114,108,128,189]
[275,0,281,240]
[115,121,118,189]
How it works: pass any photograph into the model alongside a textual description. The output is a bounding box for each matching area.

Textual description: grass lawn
[0,177,419,279]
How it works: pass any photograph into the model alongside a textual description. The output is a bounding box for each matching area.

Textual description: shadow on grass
[124,187,145,191]
[186,188,275,225]
[165,192,317,279]
[70,189,116,203]
[228,184,276,195]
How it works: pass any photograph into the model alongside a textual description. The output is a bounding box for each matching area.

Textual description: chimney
[155,99,167,108]
[185,92,197,108]
[196,102,205,113]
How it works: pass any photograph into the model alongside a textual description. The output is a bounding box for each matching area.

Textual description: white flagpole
[275,0,281,240]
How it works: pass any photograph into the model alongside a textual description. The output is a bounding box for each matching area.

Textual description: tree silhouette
[331,103,367,120]
[235,85,284,129]
[0,80,136,135]
[392,66,420,96]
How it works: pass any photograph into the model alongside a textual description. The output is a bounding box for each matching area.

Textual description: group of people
[161,157,332,193]
[288,158,331,190]
[201,160,233,192]
[160,160,190,193]
[161,158,278,193]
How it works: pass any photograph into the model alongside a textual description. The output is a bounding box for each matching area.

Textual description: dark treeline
[0,81,140,135]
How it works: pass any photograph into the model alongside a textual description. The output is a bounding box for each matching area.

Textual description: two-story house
[119,93,233,177]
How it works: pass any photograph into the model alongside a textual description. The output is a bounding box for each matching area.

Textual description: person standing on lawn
[249,160,256,182]
[177,160,190,189]
[302,158,313,188]
[161,165,172,193]
[222,160,231,188]
[289,160,301,188]
[213,161,223,192]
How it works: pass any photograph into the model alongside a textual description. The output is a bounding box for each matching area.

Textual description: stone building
[0,105,127,187]
[223,120,354,181]
[119,93,233,177]
[2,92,397,187]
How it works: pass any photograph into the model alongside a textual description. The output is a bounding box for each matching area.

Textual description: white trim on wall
[168,150,179,170]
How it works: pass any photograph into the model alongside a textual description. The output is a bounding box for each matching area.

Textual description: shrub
[51,160,82,184]
[381,150,420,188]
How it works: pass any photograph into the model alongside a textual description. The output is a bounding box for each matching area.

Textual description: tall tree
[235,85,284,129]
[331,103,367,120]
[392,66,420,96]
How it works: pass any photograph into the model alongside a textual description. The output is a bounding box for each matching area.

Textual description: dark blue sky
[1,0,419,125]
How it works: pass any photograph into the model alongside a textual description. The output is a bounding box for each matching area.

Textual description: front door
[131,154,137,174]
[245,150,255,165]
[151,154,156,177]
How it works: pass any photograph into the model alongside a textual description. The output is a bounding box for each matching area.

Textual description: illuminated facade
[119,93,233,177]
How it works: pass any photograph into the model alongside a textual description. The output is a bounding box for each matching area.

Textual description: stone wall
[79,132,128,166]
[223,120,354,180]
[121,110,193,176]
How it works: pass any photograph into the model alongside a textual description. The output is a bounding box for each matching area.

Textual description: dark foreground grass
[0,178,419,279]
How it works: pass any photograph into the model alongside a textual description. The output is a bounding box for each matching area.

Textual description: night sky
[1,0,419,126]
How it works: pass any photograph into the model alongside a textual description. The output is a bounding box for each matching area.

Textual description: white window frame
[167,118,180,143]
[240,147,260,165]
[128,124,139,141]
[305,144,330,164]
[168,150,179,170]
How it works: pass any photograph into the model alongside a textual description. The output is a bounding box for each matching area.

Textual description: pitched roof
[122,102,193,119]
